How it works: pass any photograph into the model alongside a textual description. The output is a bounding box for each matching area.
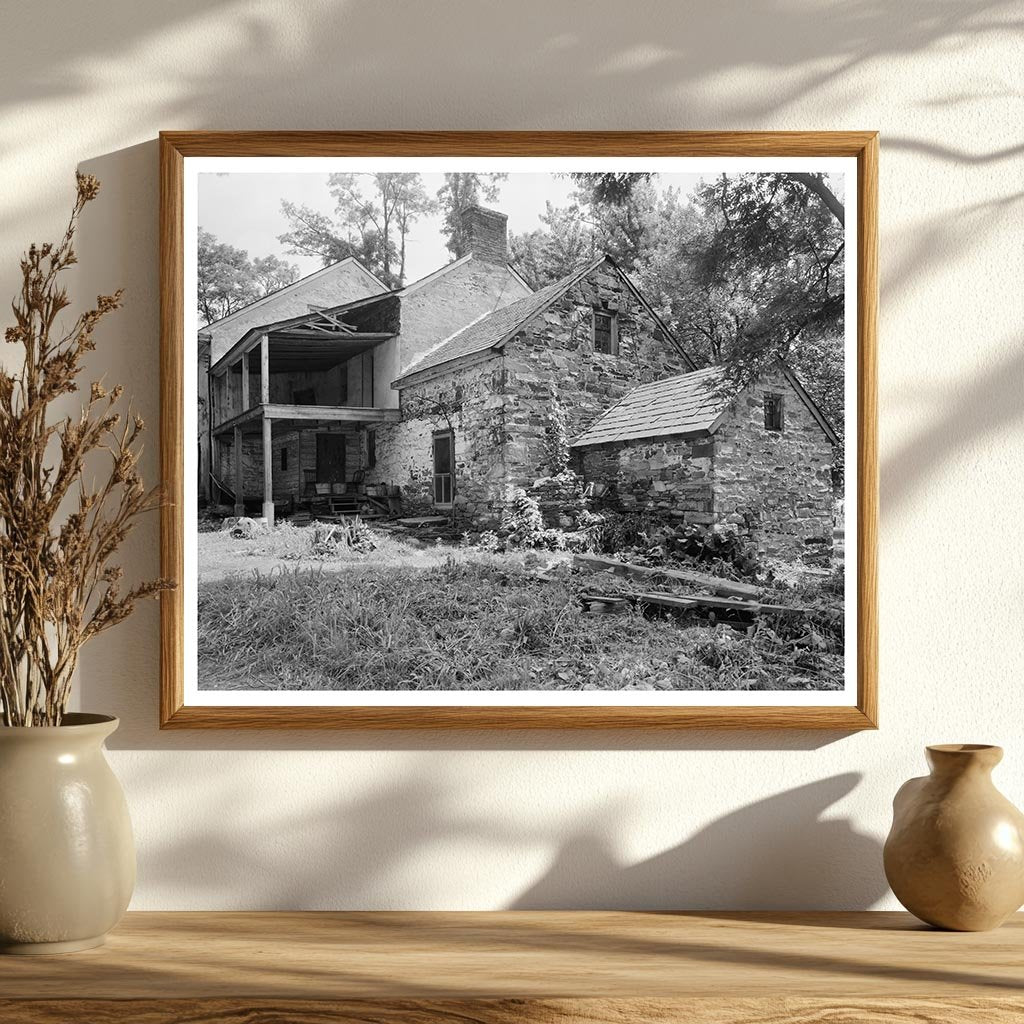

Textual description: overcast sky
[198,171,706,283]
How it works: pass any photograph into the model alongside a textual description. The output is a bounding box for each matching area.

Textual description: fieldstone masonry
[214,251,835,562]
[577,366,834,561]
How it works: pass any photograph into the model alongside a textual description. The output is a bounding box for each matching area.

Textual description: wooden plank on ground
[397,516,449,527]
[635,591,808,617]
[572,554,761,600]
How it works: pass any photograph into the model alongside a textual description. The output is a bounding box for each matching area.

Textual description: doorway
[316,433,346,485]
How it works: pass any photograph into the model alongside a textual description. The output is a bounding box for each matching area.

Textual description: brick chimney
[460,205,508,264]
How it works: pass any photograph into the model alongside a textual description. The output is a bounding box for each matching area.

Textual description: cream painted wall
[1,1,1021,910]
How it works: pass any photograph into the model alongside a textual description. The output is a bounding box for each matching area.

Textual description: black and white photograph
[184,155,858,707]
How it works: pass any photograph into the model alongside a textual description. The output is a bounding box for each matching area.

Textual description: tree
[567,172,653,206]
[436,173,508,258]
[509,203,594,288]
[251,254,300,296]
[279,173,436,287]
[197,230,299,326]
[197,230,252,324]
[643,172,846,435]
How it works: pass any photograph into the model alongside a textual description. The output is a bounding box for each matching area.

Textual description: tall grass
[197,559,843,692]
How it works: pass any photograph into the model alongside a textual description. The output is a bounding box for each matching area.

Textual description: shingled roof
[393,258,606,386]
[392,255,694,387]
[571,367,730,447]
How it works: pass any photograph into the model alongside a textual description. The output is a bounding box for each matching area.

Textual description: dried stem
[0,174,173,726]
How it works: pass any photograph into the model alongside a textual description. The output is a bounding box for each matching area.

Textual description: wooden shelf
[1,911,1022,1022]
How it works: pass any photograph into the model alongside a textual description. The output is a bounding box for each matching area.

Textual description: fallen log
[573,553,761,601]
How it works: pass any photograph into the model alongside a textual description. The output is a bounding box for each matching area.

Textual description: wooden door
[316,434,346,484]
[432,431,453,505]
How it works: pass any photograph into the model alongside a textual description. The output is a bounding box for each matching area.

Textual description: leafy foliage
[635,172,845,435]
[543,387,571,475]
[278,173,437,287]
[436,173,507,258]
[197,230,299,325]
[500,486,546,547]
[511,170,845,438]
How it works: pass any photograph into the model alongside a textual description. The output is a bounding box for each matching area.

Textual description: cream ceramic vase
[884,744,1024,931]
[0,713,134,953]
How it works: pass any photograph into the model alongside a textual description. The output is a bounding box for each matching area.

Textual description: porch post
[241,353,249,411]
[232,425,244,517]
[260,333,270,404]
[262,412,274,527]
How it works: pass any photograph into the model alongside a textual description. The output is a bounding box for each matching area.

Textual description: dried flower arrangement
[0,174,172,726]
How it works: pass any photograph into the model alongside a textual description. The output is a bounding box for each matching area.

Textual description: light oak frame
[160,131,878,730]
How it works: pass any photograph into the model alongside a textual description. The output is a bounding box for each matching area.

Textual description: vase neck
[926,743,1002,780]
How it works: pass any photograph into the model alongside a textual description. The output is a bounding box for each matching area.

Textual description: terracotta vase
[0,713,135,953]
[884,744,1024,931]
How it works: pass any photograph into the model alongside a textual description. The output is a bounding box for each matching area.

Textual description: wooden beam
[213,404,399,436]
[262,404,401,424]
[262,413,274,526]
[260,333,270,405]
[212,406,263,437]
[270,330,395,342]
[240,352,249,411]
[232,426,243,516]
[572,554,761,600]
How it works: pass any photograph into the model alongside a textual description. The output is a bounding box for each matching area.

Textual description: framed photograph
[160,132,877,729]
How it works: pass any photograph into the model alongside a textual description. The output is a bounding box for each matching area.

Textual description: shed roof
[572,361,841,448]
[571,367,728,447]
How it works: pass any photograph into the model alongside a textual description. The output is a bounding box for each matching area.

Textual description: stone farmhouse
[201,206,837,560]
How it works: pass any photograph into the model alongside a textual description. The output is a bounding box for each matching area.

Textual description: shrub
[501,486,546,547]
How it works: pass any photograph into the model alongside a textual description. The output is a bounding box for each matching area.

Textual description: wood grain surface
[4,998,1024,1024]
[1,911,1021,1022]
[159,130,879,730]
[1,911,1021,997]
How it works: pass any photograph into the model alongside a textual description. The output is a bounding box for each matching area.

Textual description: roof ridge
[200,256,384,330]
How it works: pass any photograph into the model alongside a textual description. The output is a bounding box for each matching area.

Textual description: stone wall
[577,367,835,562]
[712,368,834,561]
[577,437,715,523]
[368,357,508,522]
[501,259,690,488]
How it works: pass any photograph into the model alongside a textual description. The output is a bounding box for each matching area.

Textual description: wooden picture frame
[160,131,877,729]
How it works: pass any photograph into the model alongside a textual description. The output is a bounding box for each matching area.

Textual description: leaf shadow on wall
[510,774,887,911]
[132,763,885,912]
[0,0,1019,241]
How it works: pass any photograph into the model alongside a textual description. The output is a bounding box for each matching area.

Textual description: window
[764,393,784,432]
[366,429,377,469]
[432,431,454,506]
[280,446,289,471]
[593,310,618,355]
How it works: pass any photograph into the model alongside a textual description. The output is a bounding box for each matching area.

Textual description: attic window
[764,393,784,432]
[593,310,618,355]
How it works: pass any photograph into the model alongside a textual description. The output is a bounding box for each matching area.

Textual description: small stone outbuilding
[571,363,838,561]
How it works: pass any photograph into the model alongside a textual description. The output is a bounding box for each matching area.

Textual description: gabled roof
[571,367,728,447]
[200,257,386,332]
[571,361,840,448]
[392,255,695,388]
[213,254,529,373]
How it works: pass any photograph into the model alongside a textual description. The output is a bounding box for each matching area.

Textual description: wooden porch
[208,319,400,525]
